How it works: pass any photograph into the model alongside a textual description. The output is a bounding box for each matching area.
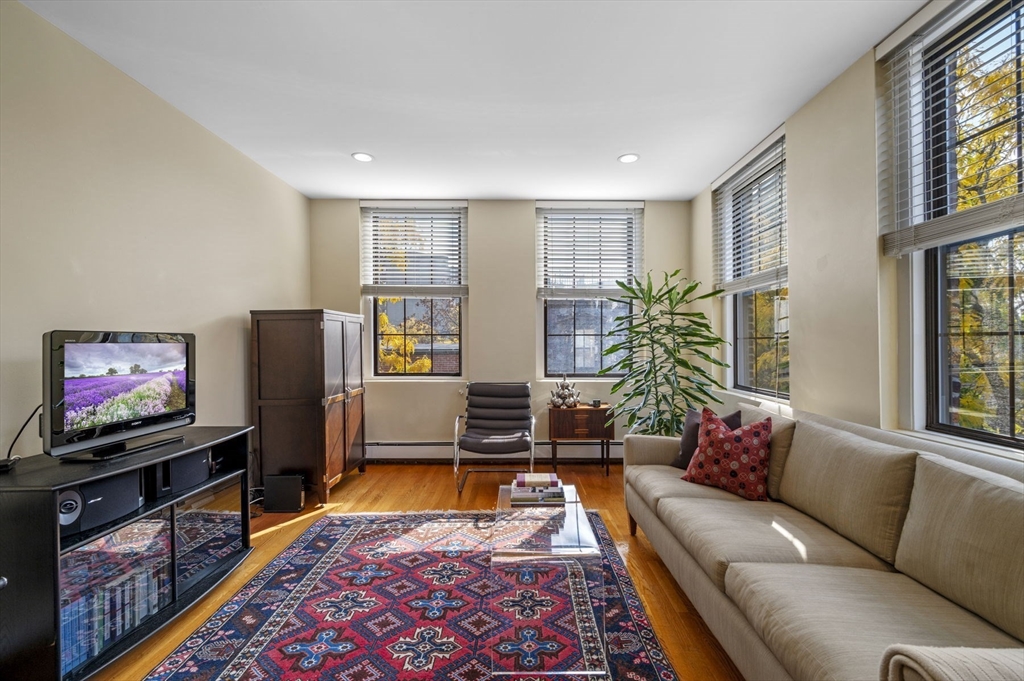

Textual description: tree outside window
[374,297,461,376]
[930,229,1022,445]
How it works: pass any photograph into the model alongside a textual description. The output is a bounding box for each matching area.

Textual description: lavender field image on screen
[63,343,187,431]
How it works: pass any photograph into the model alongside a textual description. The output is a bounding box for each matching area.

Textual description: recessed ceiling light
[352,152,374,162]
[618,153,640,164]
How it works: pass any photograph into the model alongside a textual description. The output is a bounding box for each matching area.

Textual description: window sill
[716,388,791,410]
[365,376,465,383]
[892,428,1022,463]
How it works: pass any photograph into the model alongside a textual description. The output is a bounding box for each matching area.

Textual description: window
[536,204,642,377]
[928,229,1022,445]
[544,299,630,376]
[881,0,1022,445]
[713,138,789,399]
[734,286,790,396]
[373,297,462,375]
[360,203,467,376]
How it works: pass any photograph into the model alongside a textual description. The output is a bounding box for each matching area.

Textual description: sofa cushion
[626,466,747,512]
[778,421,917,564]
[895,455,1024,641]
[740,404,796,500]
[657,498,891,592]
[725,563,1023,681]
[672,408,741,469]
[683,408,772,501]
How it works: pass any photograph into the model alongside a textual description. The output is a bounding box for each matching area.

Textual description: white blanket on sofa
[881,644,1024,681]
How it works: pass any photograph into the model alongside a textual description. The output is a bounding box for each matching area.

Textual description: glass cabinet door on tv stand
[0,426,253,681]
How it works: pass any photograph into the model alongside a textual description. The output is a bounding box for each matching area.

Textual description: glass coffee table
[487,484,609,678]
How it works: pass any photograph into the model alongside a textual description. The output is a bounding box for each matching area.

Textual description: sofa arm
[880,644,1024,681]
[623,434,680,468]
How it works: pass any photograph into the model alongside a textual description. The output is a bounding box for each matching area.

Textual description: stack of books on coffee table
[510,473,566,504]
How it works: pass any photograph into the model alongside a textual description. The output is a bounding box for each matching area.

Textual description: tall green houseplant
[599,270,728,435]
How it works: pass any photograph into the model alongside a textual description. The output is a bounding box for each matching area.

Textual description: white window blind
[536,205,644,299]
[712,139,787,296]
[879,0,1023,257]
[360,204,468,297]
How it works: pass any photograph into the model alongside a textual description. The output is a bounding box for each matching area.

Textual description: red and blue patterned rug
[144,511,678,680]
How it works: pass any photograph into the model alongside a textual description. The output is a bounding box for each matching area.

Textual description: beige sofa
[623,405,1024,681]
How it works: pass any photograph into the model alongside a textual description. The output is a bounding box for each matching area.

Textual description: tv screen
[44,331,196,458]
[63,342,188,431]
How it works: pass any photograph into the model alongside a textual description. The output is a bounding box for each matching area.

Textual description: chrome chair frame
[453,382,535,493]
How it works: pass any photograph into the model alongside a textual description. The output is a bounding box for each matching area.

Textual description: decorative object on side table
[600,270,729,436]
[549,374,581,408]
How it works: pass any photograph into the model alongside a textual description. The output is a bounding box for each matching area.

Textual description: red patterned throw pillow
[682,407,772,501]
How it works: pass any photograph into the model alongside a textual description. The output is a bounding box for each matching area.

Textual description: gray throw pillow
[670,408,741,469]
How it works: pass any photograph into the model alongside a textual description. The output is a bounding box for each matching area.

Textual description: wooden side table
[548,404,615,476]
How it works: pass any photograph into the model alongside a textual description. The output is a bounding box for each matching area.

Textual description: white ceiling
[23,0,927,201]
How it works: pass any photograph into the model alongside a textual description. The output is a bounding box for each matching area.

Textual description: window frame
[543,298,630,378]
[536,203,643,378]
[713,136,789,399]
[924,228,1022,448]
[360,202,468,378]
[731,286,790,399]
[914,2,1022,446]
[372,297,463,377]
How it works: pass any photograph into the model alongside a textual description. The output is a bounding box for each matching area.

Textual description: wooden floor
[95,463,743,681]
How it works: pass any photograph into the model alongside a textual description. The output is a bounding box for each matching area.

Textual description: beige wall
[0,2,311,458]
[308,198,691,443]
[310,199,361,314]
[786,51,890,428]
[689,50,897,428]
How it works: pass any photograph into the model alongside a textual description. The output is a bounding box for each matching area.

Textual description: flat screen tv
[43,331,196,458]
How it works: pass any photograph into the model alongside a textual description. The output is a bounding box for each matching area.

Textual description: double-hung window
[360,202,467,376]
[713,138,789,398]
[537,203,643,377]
[880,0,1022,446]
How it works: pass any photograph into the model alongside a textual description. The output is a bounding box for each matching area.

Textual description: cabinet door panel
[325,400,346,484]
[59,508,173,677]
[256,319,318,400]
[345,393,364,471]
[587,410,613,438]
[549,409,575,439]
[258,405,319,484]
[324,317,345,400]
[175,477,243,595]
[345,319,363,391]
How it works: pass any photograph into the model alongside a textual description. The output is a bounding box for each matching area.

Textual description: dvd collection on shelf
[59,551,172,675]
[510,472,566,504]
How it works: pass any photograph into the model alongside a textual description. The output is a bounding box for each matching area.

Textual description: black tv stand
[59,434,186,463]
[0,426,252,681]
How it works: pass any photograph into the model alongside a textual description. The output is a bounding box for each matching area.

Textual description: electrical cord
[6,404,42,459]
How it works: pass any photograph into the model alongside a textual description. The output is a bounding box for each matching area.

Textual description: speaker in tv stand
[0,425,253,681]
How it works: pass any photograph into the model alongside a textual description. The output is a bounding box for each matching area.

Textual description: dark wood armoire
[250,309,366,505]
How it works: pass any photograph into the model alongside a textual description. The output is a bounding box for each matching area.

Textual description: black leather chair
[453,382,535,492]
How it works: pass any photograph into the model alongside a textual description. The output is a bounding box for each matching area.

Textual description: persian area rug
[144,511,679,681]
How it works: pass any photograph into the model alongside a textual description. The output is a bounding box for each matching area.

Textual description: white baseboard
[366,442,622,462]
